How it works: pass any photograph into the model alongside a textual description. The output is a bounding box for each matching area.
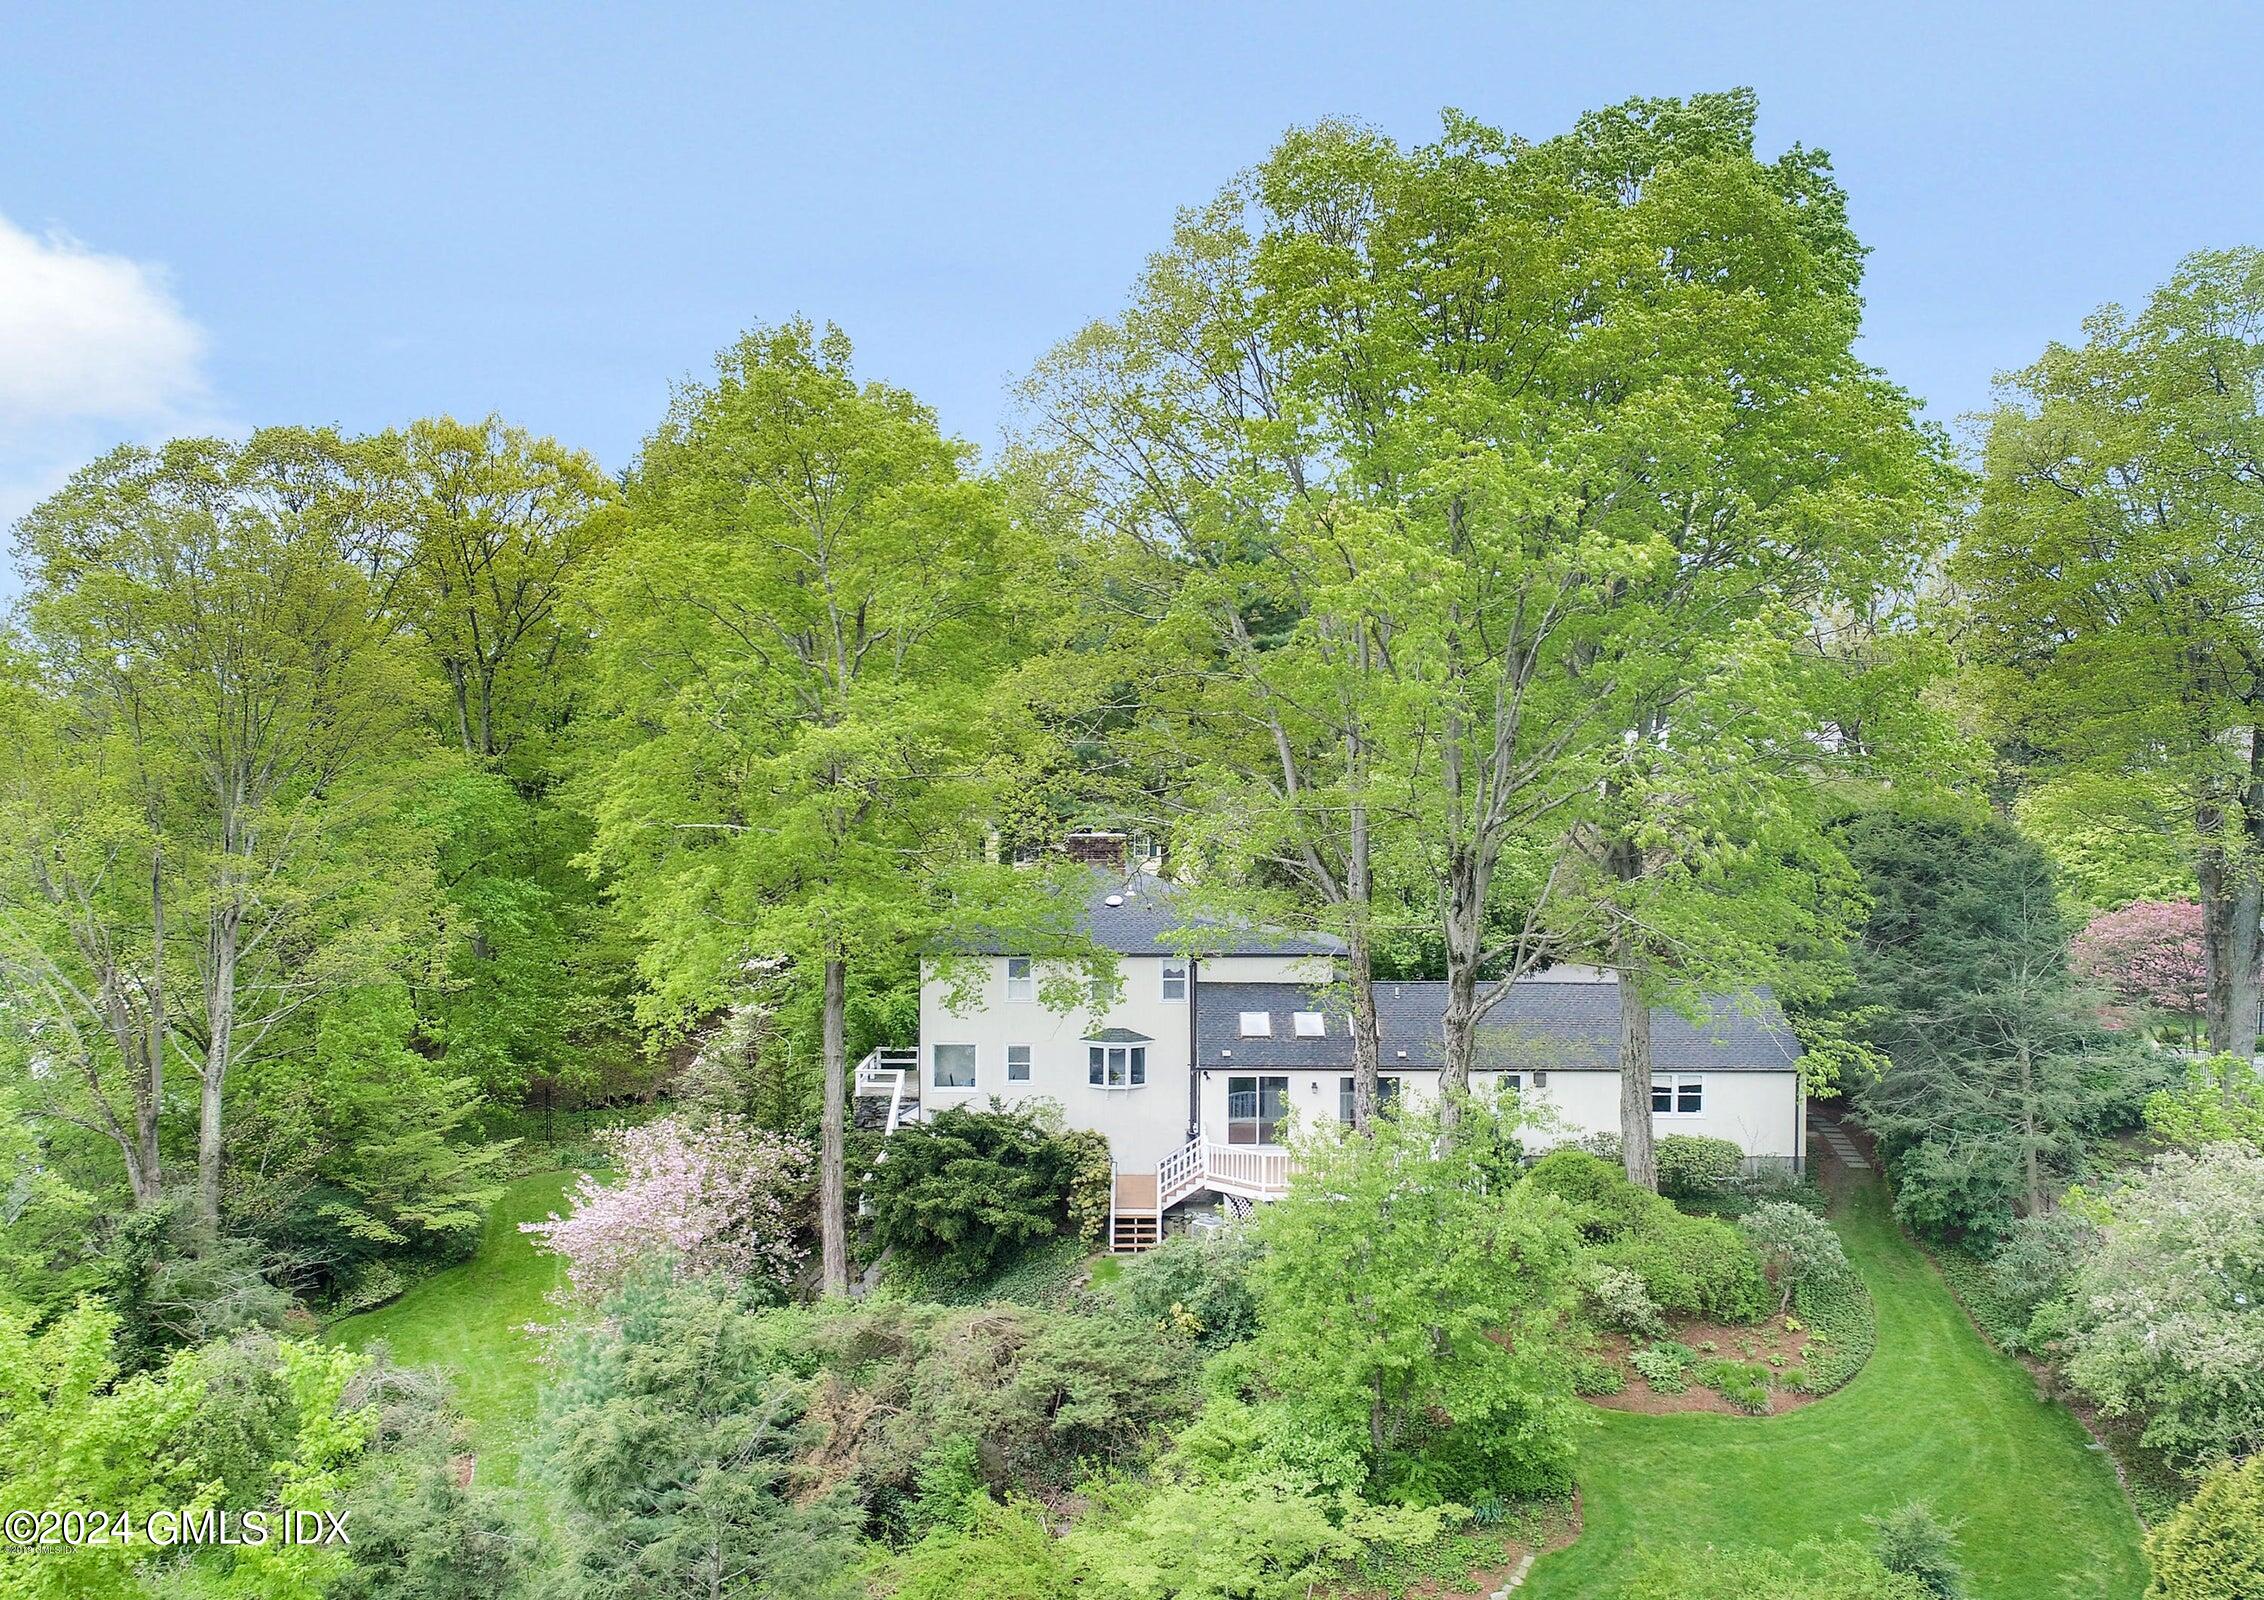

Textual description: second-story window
[1005,956,1034,1001]
[1007,1044,1031,1083]
[1161,960,1188,1002]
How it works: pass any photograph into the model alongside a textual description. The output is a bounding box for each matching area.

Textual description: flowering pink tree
[2072,900,2209,1040]
[522,1115,813,1304]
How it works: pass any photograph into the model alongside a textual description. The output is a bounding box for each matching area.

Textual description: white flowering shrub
[522,1114,813,1305]
[2061,1145,2264,1465]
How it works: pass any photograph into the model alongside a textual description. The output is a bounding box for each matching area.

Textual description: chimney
[1059,830,1130,870]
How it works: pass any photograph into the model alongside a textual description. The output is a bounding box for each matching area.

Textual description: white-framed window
[1228,1075,1289,1144]
[1238,1010,1272,1038]
[1161,960,1188,1002]
[1007,1044,1032,1083]
[1087,1043,1147,1088]
[932,1043,977,1089]
[1292,1011,1326,1038]
[1651,1074,1704,1115]
[1337,1075,1400,1124]
[1005,956,1034,1002]
[1500,1072,1524,1095]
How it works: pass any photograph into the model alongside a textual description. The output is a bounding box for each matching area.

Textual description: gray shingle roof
[955,871,1345,958]
[1195,978,1801,1072]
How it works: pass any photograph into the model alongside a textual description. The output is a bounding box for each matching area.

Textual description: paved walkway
[1815,1116,1872,1172]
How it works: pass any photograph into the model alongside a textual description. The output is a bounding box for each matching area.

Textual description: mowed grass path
[1522,1177,2149,1599]
[328,1168,584,1486]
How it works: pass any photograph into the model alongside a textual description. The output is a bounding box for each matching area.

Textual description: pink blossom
[2073,899,2210,1024]
[521,1115,812,1305]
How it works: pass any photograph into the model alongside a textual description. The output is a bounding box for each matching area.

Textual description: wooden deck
[1113,1171,1159,1213]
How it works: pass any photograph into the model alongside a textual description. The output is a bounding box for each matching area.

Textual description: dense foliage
[863,1107,1095,1283]
[2057,1146,2264,1466]
[2144,1454,2264,1600]
[1839,805,2167,1240]
[1235,1095,1588,1502]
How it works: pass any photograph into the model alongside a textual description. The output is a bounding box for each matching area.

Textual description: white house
[860,866,1806,1250]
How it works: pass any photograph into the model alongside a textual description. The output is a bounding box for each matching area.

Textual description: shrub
[2061,1146,2264,1465]
[1571,1354,1625,1396]
[1595,1212,1769,1322]
[535,1275,864,1598]
[2144,1454,2264,1599]
[1867,1502,1967,1598]
[799,1296,1198,1511]
[1790,1267,1878,1395]
[1245,1095,1588,1504]
[1631,1542,1930,1599]
[1694,1358,1772,1414]
[2145,1056,2264,1154]
[1658,1134,1744,1197]
[1580,1261,1667,1338]
[1630,1340,1693,1393]
[882,1234,1089,1309]
[1115,1228,1264,1348]
[1740,1200,1852,1315]
[865,1107,1086,1282]
[521,1114,810,1304]
[1525,1148,1660,1240]
[330,1361,526,1600]
[1983,1209,2098,1348]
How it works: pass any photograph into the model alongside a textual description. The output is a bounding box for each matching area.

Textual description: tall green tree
[1241,1090,1586,1501]
[355,414,617,773]
[586,321,1094,1294]
[1962,248,2264,1058]
[9,435,435,1235]
[1031,94,1951,1152]
[1841,805,2162,1238]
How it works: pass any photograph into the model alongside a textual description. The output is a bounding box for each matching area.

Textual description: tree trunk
[196,918,234,1238]
[819,956,848,1297]
[1616,955,1657,1192]
[1344,771,1382,1131]
[138,848,164,1207]
[2016,1040,2044,1217]
[2199,847,2262,1060]
[1436,843,1487,1139]
[1345,926,1383,1131]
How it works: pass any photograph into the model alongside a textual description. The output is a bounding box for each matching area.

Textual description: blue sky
[4,2,2261,590]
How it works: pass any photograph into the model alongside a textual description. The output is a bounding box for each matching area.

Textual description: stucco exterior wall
[918,954,1194,1170]
[1193,1066,1801,1162]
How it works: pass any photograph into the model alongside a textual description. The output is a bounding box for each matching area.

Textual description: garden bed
[1339,1496,1581,1600]
[1585,1316,1829,1416]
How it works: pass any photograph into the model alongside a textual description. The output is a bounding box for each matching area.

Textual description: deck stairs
[852,1049,921,1135]
[1108,1137,1292,1253]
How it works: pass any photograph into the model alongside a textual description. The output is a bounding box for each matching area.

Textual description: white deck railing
[1153,1137,1293,1211]
[853,1049,920,1136]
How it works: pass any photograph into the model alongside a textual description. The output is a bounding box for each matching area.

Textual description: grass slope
[328,1168,581,1486]
[1522,1177,2149,1600]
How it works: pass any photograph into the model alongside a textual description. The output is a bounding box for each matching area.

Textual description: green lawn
[328,1168,584,1486]
[1522,1178,2150,1599]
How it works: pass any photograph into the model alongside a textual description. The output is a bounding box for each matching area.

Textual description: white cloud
[0,214,223,602]
[0,214,209,424]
